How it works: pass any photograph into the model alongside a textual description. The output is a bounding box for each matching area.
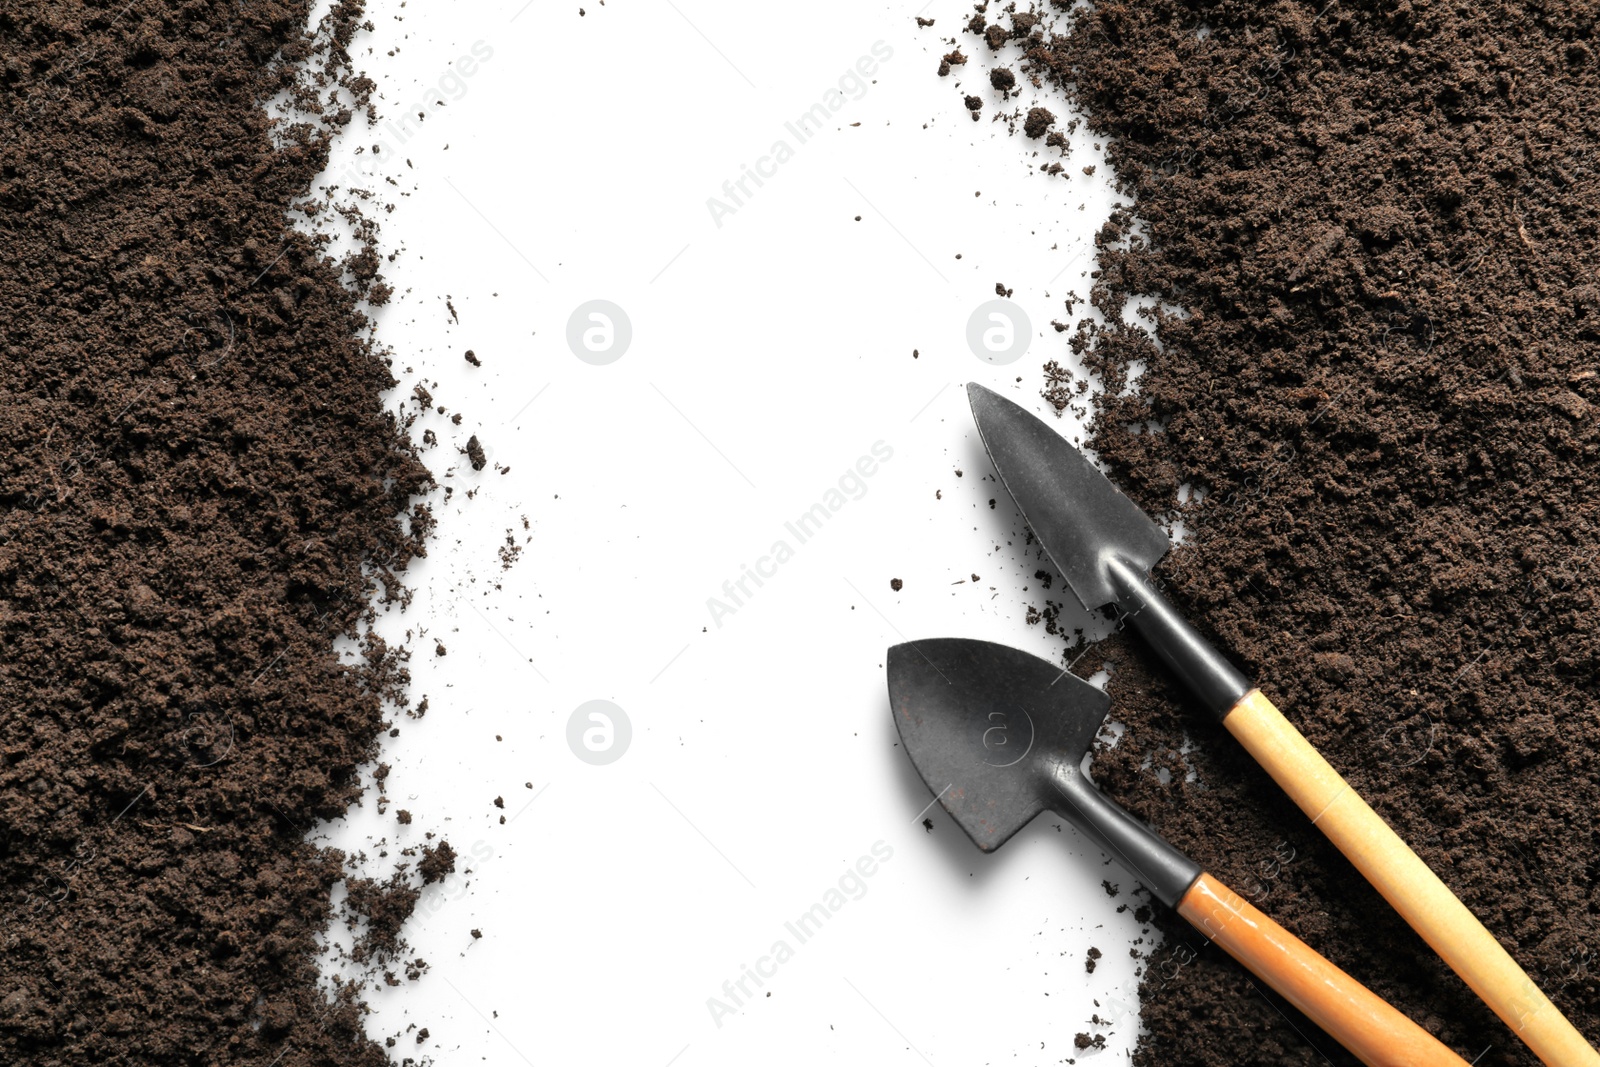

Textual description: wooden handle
[1179,873,1468,1066]
[1225,689,1599,1067]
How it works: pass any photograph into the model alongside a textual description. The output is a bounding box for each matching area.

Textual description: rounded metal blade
[887,638,1110,852]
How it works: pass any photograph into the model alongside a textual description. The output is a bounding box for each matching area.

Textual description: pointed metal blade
[887,639,1110,853]
[967,383,1171,612]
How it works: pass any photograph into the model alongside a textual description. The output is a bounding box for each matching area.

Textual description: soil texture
[1,2,434,1064]
[965,2,1600,1063]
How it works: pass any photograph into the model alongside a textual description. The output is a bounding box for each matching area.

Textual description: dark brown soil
[1023,105,1055,138]
[0,2,434,1064]
[963,2,1599,1064]
[417,840,456,886]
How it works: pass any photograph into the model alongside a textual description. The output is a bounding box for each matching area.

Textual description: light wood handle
[1225,689,1599,1067]
[1178,872,1469,1066]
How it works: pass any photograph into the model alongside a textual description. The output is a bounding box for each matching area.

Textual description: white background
[299,0,1161,1063]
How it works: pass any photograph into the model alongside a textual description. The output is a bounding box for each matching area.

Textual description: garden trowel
[965,382,1597,1067]
[888,637,1467,1067]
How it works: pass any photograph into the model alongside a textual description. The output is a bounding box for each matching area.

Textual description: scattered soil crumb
[418,840,458,886]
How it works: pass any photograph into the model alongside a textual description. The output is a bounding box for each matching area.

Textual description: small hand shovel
[888,637,1468,1067]
[965,383,1598,1067]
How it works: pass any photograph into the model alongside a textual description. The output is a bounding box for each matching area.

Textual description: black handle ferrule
[1048,757,1202,909]
[1107,559,1252,720]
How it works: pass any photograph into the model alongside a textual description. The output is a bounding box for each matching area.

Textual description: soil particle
[500,530,525,569]
[466,434,488,470]
[937,50,967,77]
[346,874,423,963]
[418,841,457,886]
[1023,106,1056,139]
